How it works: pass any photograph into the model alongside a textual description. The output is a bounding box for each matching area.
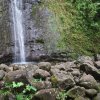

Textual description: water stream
[11,0,26,62]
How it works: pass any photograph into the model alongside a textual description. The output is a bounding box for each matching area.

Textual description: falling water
[11,0,26,62]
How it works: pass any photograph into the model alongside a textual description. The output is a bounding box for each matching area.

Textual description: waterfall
[11,0,26,62]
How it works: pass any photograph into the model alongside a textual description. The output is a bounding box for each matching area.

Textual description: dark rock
[75,96,90,100]
[0,93,15,100]
[0,53,13,64]
[65,61,78,69]
[0,70,5,80]
[72,69,80,76]
[94,61,100,69]
[25,65,39,78]
[77,56,93,63]
[86,89,97,97]
[51,68,75,89]
[38,62,51,71]
[33,69,50,80]
[51,63,66,71]
[4,70,28,83]
[80,62,100,80]
[93,93,100,100]
[79,73,98,89]
[0,95,5,100]
[67,86,86,98]
[0,64,11,72]
[6,93,16,100]
[32,88,58,100]
[10,63,39,71]
[30,81,52,90]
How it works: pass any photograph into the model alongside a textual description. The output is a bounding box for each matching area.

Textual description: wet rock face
[0,0,60,62]
[23,0,58,60]
[0,0,12,62]
[23,3,46,60]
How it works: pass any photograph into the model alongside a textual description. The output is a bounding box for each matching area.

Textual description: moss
[50,75,58,87]
[31,0,99,56]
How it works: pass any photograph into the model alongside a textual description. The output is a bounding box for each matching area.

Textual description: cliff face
[0,0,11,57]
[23,0,60,60]
[0,0,60,62]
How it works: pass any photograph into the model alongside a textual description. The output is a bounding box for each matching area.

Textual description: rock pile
[0,56,100,100]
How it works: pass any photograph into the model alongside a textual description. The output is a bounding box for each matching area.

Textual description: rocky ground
[0,56,100,100]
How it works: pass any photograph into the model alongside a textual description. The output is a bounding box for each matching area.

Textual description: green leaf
[12,82,24,88]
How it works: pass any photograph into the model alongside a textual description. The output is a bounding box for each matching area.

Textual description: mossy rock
[50,75,58,87]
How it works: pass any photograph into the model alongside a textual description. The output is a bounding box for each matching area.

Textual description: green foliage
[23,84,37,94]
[56,90,68,100]
[74,0,100,54]
[32,78,43,82]
[0,81,37,100]
[12,82,24,88]
[50,75,58,87]
[38,0,100,57]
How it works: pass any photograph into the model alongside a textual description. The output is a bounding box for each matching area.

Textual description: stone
[65,61,78,69]
[0,95,5,100]
[33,69,50,80]
[51,62,78,72]
[94,61,100,69]
[51,63,66,71]
[67,86,86,98]
[77,56,93,63]
[72,69,80,76]
[0,93,15,100]
[93,93,100,100]
[4,70,28,83]
[51,68,75,89]
[58,74,75,89]
[10,63,39,71]
[75,96,90,100]
[30,81,52,90]
[0,64,11,72]
[86,89,97,97]
[38,62,51,71]
[6,94,16,100]
[80,62,100,80]
[79,73,98,89]
[0,70,5,80]
[25,65,39,78]
[32,88,58,100]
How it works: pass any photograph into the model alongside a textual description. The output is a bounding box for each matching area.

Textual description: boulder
[67,86,86,98]
[94,61,100,69]
[65,61,78,69]
[32,88,58,100]
[33,69,50,80]
[93,93,100,100]
[0,64,11,72]
[51,63,66,71]
[77,56,93,63]
[80,62,100,80]
[75,96,90,100]
[86,89,97,97]
[4,70,28,83]
[0,93,15,100]
[30,81,52,90]
[38,62,51,71]
[51,61,77,72]
[10,63,39,71]
[79,73,98,89]
[25,65,39,78]
[72,69,80,76]
[51,69,75,89]
[0,70,5,80]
